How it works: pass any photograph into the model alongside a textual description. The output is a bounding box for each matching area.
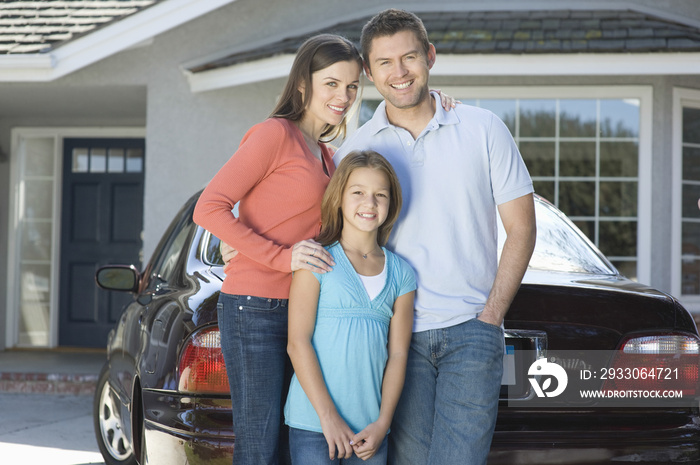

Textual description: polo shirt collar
[366,90,460,136]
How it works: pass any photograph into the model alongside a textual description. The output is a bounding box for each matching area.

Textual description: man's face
[364,30,435,112]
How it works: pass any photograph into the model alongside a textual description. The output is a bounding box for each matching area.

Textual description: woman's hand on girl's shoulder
[291,239,335,273]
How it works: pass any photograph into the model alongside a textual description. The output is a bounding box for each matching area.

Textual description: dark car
[93,192,700,465]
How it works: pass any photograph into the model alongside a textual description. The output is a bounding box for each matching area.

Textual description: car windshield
[499,197,617,275]
[200,198,617,275]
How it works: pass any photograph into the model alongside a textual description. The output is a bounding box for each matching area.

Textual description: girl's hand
[291,239,335,273]
[320,412,356,460]
[433,89,461,110]
[351,422,387,461]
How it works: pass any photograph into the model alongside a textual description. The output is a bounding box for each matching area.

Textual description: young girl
[284,151,416,464]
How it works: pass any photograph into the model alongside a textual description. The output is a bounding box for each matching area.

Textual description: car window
[499,198,617,275]
[149,215,197,287]
[201,231,224,266]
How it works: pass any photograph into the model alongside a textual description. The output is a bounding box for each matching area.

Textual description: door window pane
[108,148,125,173]
[90,148,106,173]
[72,148,89,172]
[126,148,144,173]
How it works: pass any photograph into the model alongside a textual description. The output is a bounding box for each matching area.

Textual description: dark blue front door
[59,138,145,347]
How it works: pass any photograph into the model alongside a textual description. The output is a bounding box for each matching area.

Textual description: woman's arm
[287,270,355,460]
[351,290,415,460]
[193,120,294,272]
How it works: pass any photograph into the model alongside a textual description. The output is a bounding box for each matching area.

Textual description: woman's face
[302,60,361,129]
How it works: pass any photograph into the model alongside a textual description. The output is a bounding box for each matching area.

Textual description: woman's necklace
[340,239,379,259]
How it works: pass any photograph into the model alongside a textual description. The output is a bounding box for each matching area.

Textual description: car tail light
[603,334,700,396]
[178,326,230,394]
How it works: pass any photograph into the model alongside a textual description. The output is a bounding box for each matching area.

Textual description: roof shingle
[188,9,700,74]
[0,0,160,54]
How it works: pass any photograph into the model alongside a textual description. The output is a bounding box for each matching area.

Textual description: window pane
[683,107,700,144]
[559,99,597,137]
[108,148,125,173]
[533,181,554,203]
[600,99,639,137]
[560,141,596,177]
[519,141,555,177]
[682,258,700,295]
[599,220,637,257]
[72,148,89,173]
[682,183,700,218]
[480,99,516,134]
[21,221,52,261]
[19,264,51,347]
[599,181,637,217]
[519,99,556,137]
[682,222,700,257]
[559,181,595,217]
[90,148,106,173]
[573,220,595,241]
[611,260,637,280]
[126,148,144,173]
[359,100,381,126]
[683,146,700,182]
[24,138,54,176]
[600,141,638,177]
[23,180,53,219]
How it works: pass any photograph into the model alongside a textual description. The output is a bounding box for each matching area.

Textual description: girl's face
[302,60,361,128]
[341,167,391,236]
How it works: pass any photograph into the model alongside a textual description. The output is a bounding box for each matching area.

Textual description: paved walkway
[0,349,105,395]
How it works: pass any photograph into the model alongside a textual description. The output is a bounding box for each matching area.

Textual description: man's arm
[478,193,536,327]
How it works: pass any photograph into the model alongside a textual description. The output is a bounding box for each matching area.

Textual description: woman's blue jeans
[218,293,293,465]
[388,317,504,465]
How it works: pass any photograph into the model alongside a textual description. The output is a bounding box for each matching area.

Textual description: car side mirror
[96,265,140,292]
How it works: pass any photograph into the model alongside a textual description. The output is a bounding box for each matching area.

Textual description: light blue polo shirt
[284,242,416,433]
[334,93,533,332]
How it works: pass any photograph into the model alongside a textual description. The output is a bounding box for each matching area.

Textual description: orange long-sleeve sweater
[193,118,335,299]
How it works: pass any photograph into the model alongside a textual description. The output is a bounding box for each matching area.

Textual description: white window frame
[353,85,653,285]
[672,88,700,313]
[6,127,146,349]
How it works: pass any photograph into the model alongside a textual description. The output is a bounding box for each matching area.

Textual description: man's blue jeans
[289,427,388,465]
[218,293,292,465]
[388,318,504,465]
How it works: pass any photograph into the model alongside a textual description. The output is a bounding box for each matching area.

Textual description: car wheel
[93,362,137,465]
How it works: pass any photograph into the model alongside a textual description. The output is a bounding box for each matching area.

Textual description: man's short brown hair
[360,9,430,65]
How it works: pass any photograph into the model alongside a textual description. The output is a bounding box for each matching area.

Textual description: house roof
[188,9,700,74]
[0,0,161,54]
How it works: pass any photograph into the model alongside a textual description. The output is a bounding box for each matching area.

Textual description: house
[1,0,699,349]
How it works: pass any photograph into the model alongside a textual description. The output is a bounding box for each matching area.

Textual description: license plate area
[500,330,547,401]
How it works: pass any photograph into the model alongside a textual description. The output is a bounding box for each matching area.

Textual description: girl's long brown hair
[270,34,362,142]
[316,150,402,247]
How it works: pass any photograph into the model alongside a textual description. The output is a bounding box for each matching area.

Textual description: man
[333,9,536,465]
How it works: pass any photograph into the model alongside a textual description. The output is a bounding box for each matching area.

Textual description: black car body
[93,192,700,465]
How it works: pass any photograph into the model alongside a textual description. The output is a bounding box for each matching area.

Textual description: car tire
[93,362,137,465]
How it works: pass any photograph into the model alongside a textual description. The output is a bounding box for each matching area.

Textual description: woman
[193,34,362,465]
